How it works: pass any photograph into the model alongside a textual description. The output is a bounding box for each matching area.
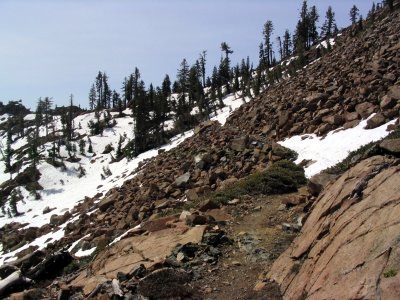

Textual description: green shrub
[208,160,306,204]
[325,127,400,175]
[325,141,380,175]
[384,269,397,278]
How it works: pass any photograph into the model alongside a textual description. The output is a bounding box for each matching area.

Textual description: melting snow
[279,115,397,178]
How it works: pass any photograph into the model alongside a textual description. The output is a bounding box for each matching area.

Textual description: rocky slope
[1,3,400,300]
[228,7,400,139]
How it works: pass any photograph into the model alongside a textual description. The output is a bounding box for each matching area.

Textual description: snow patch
[279,115,397,178]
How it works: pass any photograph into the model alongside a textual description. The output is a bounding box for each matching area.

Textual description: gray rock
[175,172,190,188]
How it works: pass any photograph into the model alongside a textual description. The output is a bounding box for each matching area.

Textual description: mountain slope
[0,3,400,299]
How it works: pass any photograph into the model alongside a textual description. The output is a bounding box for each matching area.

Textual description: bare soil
[193,192,306,300]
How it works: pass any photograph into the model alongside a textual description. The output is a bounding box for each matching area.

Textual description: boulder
[185,189,199,201]
[366,113,386,129]
[98,196,117,212]
[388,85,400,100]
[194,152,212,170]
[355,102,376,119]
[380,138,400,154]
[198,199,220,212]
[230,135,249,152]
[322,115,344,126]
[175,172,190,188]
[185,214,208,226]
[344,111,359,122]
[380,95,396,110]
[138,268,193,299]
[305,93,329,105]
[308,172,336,196]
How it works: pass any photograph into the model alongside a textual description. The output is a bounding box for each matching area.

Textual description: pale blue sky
[0,0,373,109]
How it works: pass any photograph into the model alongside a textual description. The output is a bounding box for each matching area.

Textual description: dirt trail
[194,191,307,300]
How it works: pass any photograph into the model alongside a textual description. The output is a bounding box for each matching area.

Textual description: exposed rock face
[71,220,205,295]
[268,156,400,299]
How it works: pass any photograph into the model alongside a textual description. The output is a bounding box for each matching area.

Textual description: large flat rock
[71,222,206,295]
[268,155,400,299]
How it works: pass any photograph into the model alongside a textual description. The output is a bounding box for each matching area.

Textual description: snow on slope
[279,114,397,178]
[0,93,249,263]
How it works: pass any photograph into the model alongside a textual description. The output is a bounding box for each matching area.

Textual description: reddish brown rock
[366,113,386,129]
[355,102,376,119]
[380,95,397,110]
[380,138,400,154]
[388,85,400,100]
[268,156,400,299]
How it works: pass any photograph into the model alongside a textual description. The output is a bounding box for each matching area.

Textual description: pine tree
[87,137,93,153]
[133,80,150,155]
[122,77,132,109]
[258,42,266,71]
[65,94,75,141]
[95,71,103,109]
[27,130,39,174]
[112,90,121,109]
[199,50,207,87]
[350,5,360,25]
[102,72,112,108]
[263,20,274,66]
[9,188,22,216]
[276,36,283,61]
[283,30,292,59]
[294,0,309,52]
[1,123,13,179]
[17,113,25,137]
[220,42,233,93]
[116,135,123,159]
[89,84,97,110]
[79,139,86,155]
[35,98,44,131]
[42,97,53,137]
[386,0,394,11]
[175,59,191,132]
[308,5,319,46]
[321,6,338,39]
[367,2,376,21]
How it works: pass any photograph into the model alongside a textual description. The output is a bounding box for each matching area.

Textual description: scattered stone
[380,95,396,110]
[230,135,249,152]
[388,85,400,100]
[355,102,376,119]
[198,199,220,212]
[366,113,386,129]
[185,189,199,201]
[98,196,117,212]
[175,172,190,188]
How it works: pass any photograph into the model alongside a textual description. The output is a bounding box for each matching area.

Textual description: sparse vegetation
[326,127,400,175]
[384,269,397,278]
[209,160,305,205]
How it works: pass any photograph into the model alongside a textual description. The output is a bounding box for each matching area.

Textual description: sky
[0,0,374,110]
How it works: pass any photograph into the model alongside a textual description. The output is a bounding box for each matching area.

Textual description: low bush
[209,160,306,205]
